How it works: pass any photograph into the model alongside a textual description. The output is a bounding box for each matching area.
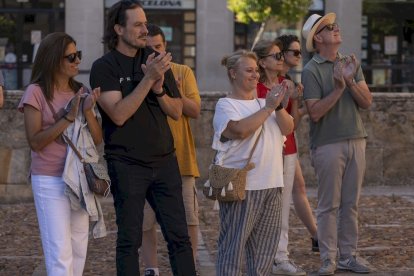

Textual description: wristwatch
[275,103,284,111]
[154,89,166,97]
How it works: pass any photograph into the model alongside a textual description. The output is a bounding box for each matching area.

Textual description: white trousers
[31,175,89,276]
[275,153,297,261]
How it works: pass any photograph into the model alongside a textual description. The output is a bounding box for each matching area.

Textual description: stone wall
[194,92,414,188]
[0,91,32,202]
[1,91,413,202]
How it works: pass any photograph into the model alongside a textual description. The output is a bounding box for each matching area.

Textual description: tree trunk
[251,21,267,50]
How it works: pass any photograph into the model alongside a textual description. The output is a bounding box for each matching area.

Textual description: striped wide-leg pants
[216,187,283,276]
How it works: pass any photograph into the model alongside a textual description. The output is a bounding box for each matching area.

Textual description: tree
[227,0,312,49]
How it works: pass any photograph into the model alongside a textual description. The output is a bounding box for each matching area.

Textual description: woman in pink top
[18,32,102,276]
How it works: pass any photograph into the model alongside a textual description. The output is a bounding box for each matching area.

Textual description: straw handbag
[203,128,262,204]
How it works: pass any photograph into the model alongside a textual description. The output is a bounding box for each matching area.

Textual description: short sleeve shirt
[302,53,367,148]
[90,48,181,166]
[18,84,74,176]
[167,63,200,177]
[212,98,284,190]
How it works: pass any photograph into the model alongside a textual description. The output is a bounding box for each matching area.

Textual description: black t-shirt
[90,48,180,166]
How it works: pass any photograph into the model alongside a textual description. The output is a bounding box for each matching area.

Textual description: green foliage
[228,0,312,24]
[0,16,16,43]
[363,1,397,36]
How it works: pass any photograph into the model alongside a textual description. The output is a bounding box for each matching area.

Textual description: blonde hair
[252,40,281,83]
[221,50,257,82]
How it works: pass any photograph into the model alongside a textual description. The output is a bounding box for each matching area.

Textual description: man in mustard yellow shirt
[0,70,4,108]
[141,24,201,276]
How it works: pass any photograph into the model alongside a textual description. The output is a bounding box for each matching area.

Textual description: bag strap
[45,100,59,122]
[244,126,263,166]
[63,135,85,163]
[212,99,264,169]
[244,98,265,166]
[212,125,262,170]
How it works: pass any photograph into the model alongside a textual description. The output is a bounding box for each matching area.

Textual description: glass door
[0,2,64,89]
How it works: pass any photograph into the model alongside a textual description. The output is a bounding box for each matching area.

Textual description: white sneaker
[338,256,370,273]
[272,259,306,275]
[318,259,336,276]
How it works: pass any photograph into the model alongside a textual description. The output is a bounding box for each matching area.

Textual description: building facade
[0,0,412,92]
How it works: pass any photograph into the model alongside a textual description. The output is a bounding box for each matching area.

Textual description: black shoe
[311,237,319,252]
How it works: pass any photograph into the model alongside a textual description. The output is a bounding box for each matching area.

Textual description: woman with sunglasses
[277,34,319,254]
[18,32,102,276]
[214,49,293,275]
[253,39,307,276]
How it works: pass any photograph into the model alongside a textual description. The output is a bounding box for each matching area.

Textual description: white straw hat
[302,13,336,52]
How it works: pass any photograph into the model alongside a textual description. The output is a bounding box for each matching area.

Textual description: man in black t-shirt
[89,1,196,276]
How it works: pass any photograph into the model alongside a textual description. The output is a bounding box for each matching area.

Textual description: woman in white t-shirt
[213,50,294,276]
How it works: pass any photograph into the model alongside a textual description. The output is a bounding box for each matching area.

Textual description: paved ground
[0,185,413,276]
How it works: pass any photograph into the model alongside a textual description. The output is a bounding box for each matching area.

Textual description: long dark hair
[31,32,82,101]
[103,0,143,50]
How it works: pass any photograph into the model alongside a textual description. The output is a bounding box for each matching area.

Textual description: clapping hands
[141,52,172,92]
[334,54,359,90]
[65,88,82,121]
[265,83,288,110]
[83,87,101,112]
[281,79,304,103]
[342,54,358,85]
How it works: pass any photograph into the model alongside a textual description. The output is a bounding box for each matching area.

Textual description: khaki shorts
[142,176,199,231]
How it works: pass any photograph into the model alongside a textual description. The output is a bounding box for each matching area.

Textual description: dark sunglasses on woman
[64,51,82,63]
[284,49,302,57]
[264,52,283,61]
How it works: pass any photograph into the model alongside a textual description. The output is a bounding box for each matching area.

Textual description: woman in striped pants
[212,49,294,276]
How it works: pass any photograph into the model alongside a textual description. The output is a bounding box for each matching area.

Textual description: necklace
[228,92,255,100]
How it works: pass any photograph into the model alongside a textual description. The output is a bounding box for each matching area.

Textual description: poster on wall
[384,36,398,55]
[372,69,386,85]
[31,30,41,45]
[160,27,173,41]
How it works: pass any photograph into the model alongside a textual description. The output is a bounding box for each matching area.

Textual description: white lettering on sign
[107,0,194,9]
[141,0,194,9]
[141,1,182,7]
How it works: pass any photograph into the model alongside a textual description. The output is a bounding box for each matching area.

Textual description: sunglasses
[284,49,302,57]
[264,52,283,61]
[315,23,339,35]
[63,51,82,63]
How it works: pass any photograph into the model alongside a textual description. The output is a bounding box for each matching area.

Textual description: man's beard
[120,35,145,50]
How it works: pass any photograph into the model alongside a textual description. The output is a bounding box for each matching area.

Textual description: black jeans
[107,155,196,276]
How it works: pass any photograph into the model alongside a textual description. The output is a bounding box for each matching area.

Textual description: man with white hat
[301,13,373,275]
